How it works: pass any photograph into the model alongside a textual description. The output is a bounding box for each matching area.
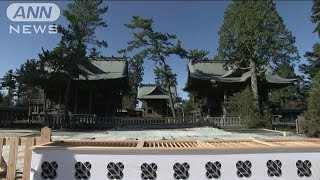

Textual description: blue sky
[0,1,318,99]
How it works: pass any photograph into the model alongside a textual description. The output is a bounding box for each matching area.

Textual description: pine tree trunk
[161,59,176,118]
[167,86,176,118]
[250,60,260,112]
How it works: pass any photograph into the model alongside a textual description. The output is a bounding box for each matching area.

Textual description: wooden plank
[0,138,3,166]
[252,139,278,147]
[41,126,51,144]
[35,137,42,145]
[196,140,210,148]
[22,138,34,180]
[0,156,7,176]
[136,141,144,148]
[0,138,7,176]
[6,137,18,180]
[4,137,24,146]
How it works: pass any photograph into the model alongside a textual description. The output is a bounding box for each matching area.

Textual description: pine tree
[305,73,320,137]
[301,43,320,81]
[125,55,144,109]
[269,63,298,108]
[217,0,299,113]
[89,47,101,58]
[300,0,320,82]
[225,87,265,127]
[303,0,320,137]
[1,70,17,105]
[311,0,320,36]
[154,64,177,89]
[38,0,108,127]
[0,92,3,105]
[119,16,185,117]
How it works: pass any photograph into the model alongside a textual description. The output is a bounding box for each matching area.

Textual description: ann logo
[13,6,52,19]
[7,3,60,22]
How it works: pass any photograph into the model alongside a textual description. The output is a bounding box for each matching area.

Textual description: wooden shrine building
[137,84,177,117]
[44,57,129,117]
[184,61,296,117]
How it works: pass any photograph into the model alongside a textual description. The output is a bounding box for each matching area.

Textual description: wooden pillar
[43,90,47,123]
[74,88,78,114]
[5,111,9,125]
[43,93,46,113]
[28,103,31,121]
[89,88,93,114]
[58,88,62,110]
[207,96,211,117]
[222,90,227,117]
[105,91,109,117]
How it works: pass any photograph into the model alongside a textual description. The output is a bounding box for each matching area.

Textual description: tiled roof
[78,57,128,80]
[137,84,177,100]
[188,61,296,84]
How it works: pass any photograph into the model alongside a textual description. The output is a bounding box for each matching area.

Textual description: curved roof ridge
[145,86,160,95]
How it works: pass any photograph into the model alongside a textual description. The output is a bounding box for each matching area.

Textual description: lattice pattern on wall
[205,161,221,179]
[267,160,282,177]
[107,162,124,179]
[31,139,320,179]
[36,158,319,179]
[41,161,58,179]
[141,163,157,180]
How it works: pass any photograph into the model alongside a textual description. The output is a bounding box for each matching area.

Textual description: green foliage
[119,16,184,79]
[303,0,320,137]
[299,0,320,109]
[154,64,177,88]
[124,55,144,109]
[89,47,101,58]
[119,16,185,116]
[119,16,210,109]
[16,59,43,86]
[1,95,13,106]
[217,0,299,114]
[301,43,320,81]
[37,0,108,126]
[269,63,299,108]
[1,60,44,106]
[16,59,45,106]
[225,87,267,128]
[296,75,311,103]
[39,40,88,81]
[217,0,298,68]
[40,0,108,80]
[59,0,108,48]
[128,56,144,90]
[181,49,210,64]
[180,97,198,117]
[312,0,320,36]
[304,73,320,137]
[1,70,16,100]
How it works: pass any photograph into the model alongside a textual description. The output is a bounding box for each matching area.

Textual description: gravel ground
[50,126,305,141]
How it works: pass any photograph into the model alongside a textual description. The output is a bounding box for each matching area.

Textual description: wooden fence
[43,115,242,129]
[0,127,51,180]
[0,109,301,130]
[0,107,28,127]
